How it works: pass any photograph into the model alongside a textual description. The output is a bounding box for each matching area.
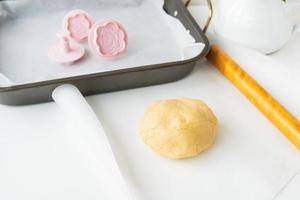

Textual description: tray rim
[0,0,210,92]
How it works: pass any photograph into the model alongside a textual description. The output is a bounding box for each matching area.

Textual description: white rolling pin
[52,84,132,200]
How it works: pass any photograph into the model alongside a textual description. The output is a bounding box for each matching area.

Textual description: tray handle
[185,0,213,33]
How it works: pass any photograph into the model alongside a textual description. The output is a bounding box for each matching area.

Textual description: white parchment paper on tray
[0,0,197,86]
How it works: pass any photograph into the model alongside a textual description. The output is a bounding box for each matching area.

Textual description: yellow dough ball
[138,98,218,159]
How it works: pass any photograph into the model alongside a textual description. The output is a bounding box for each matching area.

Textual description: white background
[0,1,300,200]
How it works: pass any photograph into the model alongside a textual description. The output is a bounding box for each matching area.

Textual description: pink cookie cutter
[48,31,85,65]
[89,19,128,58]
[63,10,93,42]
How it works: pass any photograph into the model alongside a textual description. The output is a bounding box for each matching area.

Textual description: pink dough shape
[89,19,128,58]
[63,10,93,42]
[48,31,85,65]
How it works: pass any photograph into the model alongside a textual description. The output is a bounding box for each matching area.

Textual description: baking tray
[0,0,209,105]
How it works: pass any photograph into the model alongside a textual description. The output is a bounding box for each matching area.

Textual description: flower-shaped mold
[89,20,128,58]
[63,10,93,42]
[48,31,85,65]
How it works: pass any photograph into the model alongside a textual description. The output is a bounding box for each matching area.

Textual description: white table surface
[0,3,300,200]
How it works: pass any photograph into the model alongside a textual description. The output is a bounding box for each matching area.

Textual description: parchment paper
[0,0,200,86]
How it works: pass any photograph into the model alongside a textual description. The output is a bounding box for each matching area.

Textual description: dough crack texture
[139,98,218,159]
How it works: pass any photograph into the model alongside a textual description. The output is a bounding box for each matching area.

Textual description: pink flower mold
[63,10,93,42]
[48,31,85,65]
[89,20,128,58]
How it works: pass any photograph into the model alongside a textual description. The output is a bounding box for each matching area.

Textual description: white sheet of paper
[0,40,299,199]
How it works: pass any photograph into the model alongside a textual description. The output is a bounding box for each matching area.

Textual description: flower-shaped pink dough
[63,10,93,42]
[90,20,128,58]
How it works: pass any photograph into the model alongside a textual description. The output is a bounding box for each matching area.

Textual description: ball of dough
[138,98,217,159]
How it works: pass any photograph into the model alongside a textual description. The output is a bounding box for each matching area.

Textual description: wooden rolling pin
[206,44,300,149]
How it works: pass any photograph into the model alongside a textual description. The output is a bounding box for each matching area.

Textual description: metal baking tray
[0,0,209,105]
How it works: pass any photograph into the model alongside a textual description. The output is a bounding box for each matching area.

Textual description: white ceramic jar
[213,0,297,54]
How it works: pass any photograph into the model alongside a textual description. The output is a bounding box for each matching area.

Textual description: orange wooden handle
[206,44,300,149]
